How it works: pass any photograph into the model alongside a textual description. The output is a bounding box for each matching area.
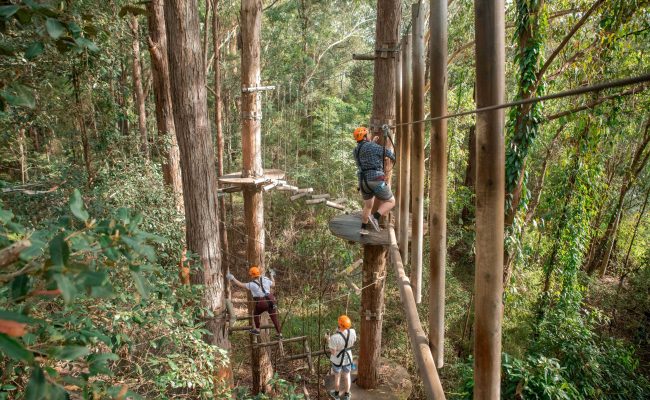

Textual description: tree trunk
[72,67,93,186]
[473,0,505,398]
[147,0,184,212]
[503,0,546,288]
[460,125,476,225]
[429,0,448,368]
[164,0,229,371]
[203,0,212,72]
[621,188,649,275]
[241,0,273,394]
[357,0,400,390]
[130,16,149,159]
[118,62,130,137]
[18,128,27,184]
[213,0,230,292]
[586,119,650,275]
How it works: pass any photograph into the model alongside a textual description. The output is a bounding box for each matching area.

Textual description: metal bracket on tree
[241,111,263,120]
[363,309,382,321]
[375,45,400,58]
[241,85,276,93]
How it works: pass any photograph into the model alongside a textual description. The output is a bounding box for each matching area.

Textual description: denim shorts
[331,363,352,373]
[360,179,393,201]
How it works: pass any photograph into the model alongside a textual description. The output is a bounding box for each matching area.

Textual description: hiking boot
[359,227,370,236]
[328,390,340,400]
[368,215,381,231]
[248,328,260,335]
[341,393,351,400]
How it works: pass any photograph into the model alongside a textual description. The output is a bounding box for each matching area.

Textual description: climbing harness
[332,330,353,368]
[354,140,389,197]
[252,277,277,311]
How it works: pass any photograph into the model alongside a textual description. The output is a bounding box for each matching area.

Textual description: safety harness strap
[333,330,352,368]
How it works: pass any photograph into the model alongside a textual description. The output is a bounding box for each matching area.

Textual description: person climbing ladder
[227,266,282,337]
[353,126,396,235]
[328,315,357,400]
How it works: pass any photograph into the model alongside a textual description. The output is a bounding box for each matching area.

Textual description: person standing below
[328,315,357,400]
[226,266,282,337]
[353,126,396,235]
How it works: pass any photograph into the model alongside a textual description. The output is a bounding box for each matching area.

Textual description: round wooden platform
[329,212,391,246]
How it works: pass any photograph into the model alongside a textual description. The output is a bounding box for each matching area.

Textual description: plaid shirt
[353,140,395,181]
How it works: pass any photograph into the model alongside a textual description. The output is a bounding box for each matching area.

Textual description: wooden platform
[329,212,391,245]
[218,169,285,185]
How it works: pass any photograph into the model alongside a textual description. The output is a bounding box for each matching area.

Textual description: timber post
[473,0,505,398]
[398,34,412,261]
[429,0,448,367]
[410,2,425,304]
[357,0,401,389]
[241,0,273,393]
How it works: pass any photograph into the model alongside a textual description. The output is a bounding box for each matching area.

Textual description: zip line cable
[393,72,650,128]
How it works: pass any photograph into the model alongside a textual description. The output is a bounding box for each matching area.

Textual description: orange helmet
[248,265,261,278]
[353,127,368,142]
[338,315,352,330]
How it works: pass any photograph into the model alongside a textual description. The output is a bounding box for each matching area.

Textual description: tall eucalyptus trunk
[147,0,184,212]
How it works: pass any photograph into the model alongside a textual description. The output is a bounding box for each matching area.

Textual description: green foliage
[233,374,305,400]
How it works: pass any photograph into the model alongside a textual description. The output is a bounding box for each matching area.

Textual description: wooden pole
[357,0,401,390]
[388,228,446,400]
[398,34,412,261]
[410,2,426,304]
[429,0,448,368]
[473,0,505,398]
[241,0,273,394]
[394,35,402,236]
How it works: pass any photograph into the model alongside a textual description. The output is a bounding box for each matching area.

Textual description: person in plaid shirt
[352,126,396,235]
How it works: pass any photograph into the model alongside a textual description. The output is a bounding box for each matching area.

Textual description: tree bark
[72,67,93,186]
[241,0,273,394]
[129,16,149,159]
[147,0,184,212]
[473,0,505,398]
[429,0,448,368]
[357,0,400,390]
[213,0,229,288]
[164,0,229,368]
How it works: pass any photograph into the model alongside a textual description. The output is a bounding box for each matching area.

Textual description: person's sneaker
[341,393,351,400]
[359,227,370,236]
[328,390,340,400]
[248,328,260,335]
[368,215,381,231]
[274,333,283,340]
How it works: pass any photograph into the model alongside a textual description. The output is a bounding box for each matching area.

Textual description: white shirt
[245,277,273,298]
[329,328,356,366]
